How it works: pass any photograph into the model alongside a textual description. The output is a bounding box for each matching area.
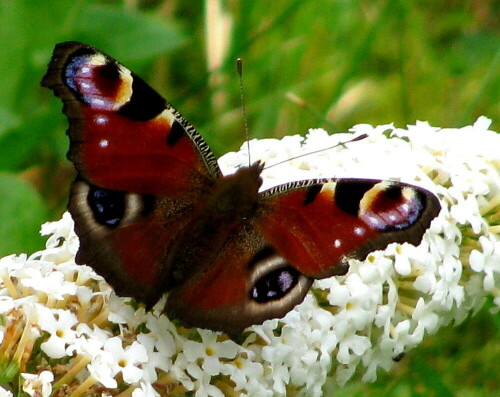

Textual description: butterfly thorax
[167,162,265,286]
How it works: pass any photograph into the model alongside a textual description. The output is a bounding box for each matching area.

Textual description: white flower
[134,312,178,383]
[132,381,160,397]
[412,298,439,334]
[37,212,79,263]
[392,320,422,354]
[169,352,195,390]
[0,387,13,397]
[226,357,264,393]
[103,337,148,384]
[21,371,54,397]
[337,333,371,365]
[186,362,224,397]
[136,332,170,383]
[36,305,78,359]
[184,330,239,376]
[40,212,73,239]
[469,236,500,291]
[20,267,77,300]
[361,338,396,383]
[86,351,118,388]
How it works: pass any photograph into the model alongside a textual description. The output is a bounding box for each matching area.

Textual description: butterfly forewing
[258,178,441,278]
[42,41,220,196]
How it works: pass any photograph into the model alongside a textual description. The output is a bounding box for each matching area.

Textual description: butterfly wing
[42,41,221,194]
[166,177,440,335]
[258,178,441,278]
[42,42,219,304]
[166,218,314,335]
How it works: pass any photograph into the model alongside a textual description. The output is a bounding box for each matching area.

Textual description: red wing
[258,179,441,279]
[42,41,220,195]
[69,180,196,306]
[42,42,221,305]
[165,222,313,336]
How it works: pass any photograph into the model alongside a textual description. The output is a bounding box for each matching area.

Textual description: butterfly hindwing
[166,219,314,335]
[69,179,194,306]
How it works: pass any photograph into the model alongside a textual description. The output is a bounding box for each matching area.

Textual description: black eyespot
[87,185,125,228]
[335,180,374,215]
[98,61,121,82]
[383,185,403,200]
[250,266,300,303]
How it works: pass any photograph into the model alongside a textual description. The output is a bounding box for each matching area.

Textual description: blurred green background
[0,0,498,395]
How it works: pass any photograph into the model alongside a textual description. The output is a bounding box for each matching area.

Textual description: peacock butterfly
[42,42,441,336]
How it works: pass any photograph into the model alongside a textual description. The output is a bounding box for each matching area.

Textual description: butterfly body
[42,42,440,335]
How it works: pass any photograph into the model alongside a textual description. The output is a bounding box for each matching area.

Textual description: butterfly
[42,42,441,336]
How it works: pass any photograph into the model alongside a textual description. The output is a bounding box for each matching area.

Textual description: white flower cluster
[0,118,497,396]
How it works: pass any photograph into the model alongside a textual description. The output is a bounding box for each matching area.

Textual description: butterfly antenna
[264,133,368,170]
[237,58,251,167]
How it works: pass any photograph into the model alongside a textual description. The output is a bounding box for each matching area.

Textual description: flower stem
[1,275,18,299]
[54,354,91,390]
[70,375,98,397]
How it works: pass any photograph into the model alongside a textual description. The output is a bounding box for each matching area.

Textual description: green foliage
[0,0,498,394]
[0,173,47,256]
[0,357,19,384]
